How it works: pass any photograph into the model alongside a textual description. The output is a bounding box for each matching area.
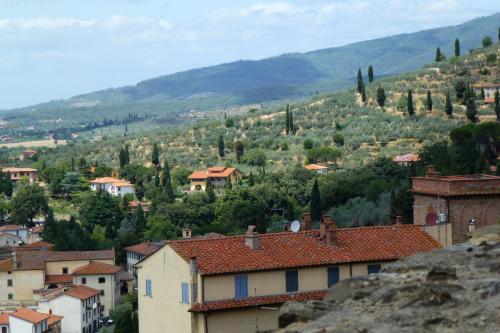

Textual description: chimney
[49,309,52,315]
[320,215,337,247]
[395,216,403,225]
[425,165,441,178]
[245,225,260,250]
[301,213,312,231]
[182,228,192,239]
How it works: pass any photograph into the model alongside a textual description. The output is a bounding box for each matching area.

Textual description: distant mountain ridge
[2,12,499,127]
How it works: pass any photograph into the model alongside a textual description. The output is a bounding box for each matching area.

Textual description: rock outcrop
[277,225,500,333]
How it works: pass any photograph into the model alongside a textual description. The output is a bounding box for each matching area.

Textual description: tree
[360,82,367,103]
[480,88,486,100]
[71,156,75,172]
[445,91,453,118]
[135,179,144,201]
[205,179,216,203]
[225,118,234,128]
[454,80,466,101]
[248,172,255,187]
[309,179,322,221]
[495,90,500,121]
[285,104,290,135]
[289,108,294,134]
[3,177,12,197]
[303,138,314,150]
[218,134,225,158]
[466,98,478,123]
[407,90,414,115]
[435,47,445,62]
[235,140,244,163]
[454,38,460,57]
[42,209,57,242]
[151,143,159,167]
[426,90,433,112]
[0,198,10,223]
[161,161,174,203]
[135,204,146,236]
[356,68,363,93]
[11,183,49,227]
[226,177,232,190]
[368,65,374,83]
[376,87,386,107]
[498,26,500,42]
[154,172,160,188]
[482,36,492,48]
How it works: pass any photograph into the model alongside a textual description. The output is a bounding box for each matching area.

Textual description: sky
[0,0,498,109]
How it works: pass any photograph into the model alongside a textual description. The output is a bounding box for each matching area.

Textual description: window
[327,267,340,287]
[100,290,105,296]
[7,279,12,287]
[62,267,68,274]
[234,275,248,299]
[285,270,299,292]
[368,264,381,274]
[81,277,87,284]
[7,293,13,300]
[181,283,189,304]
[98,277,106,284]
[145,279,152,297]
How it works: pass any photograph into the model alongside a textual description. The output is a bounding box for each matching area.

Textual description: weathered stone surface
[277,225,500,333]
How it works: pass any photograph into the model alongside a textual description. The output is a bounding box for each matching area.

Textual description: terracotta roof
[12,249,115,271]
[63,285,101,300]
[191,290,327,313]
[304,164,328,171]
[90,177,121,184]
[23,241,54,250]
[47,314,63,327]
[484,97,495,104]
[188,167,240,180]
[72,262,121,275]
[0,313,9,325]
[2,167,37,173]
[45,274,73,284]
[0,224,27,231]
[125,241,166,256]
[166,225,441,276]
[0,258,13,272]
[119,270,133,281]
[10,308,50,324]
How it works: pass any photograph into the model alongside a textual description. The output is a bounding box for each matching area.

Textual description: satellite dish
[290,220,301,233]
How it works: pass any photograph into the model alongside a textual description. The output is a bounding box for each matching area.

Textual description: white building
[90,177,134,197]
[0,225,28,243]
[72,262,121,316]
[38,285,101,333]
[0,234,20,247]
[0,308,62,333]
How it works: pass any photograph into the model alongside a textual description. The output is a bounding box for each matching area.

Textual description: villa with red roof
[1,167,37,184]
[0,307,62,333]
[188,167,242,192]
[136,214,441,333]
[90,177,134,197]
[304,163,329,175]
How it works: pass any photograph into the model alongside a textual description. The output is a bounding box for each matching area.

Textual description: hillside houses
[90,177,134,197]
[137,215,441,333]
[1,168,37,184]
[188,167,242,192]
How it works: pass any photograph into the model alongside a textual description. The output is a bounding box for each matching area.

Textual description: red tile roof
[188,167,240,180]
[0,258,13,272]
[190,290,326,313]
[10,308,50,324]
[47,314,63,327]
[45,274,73,284]
[63,285,101,300]
[23,241,54,250]
[72,262,121,275]
[0,313,9,325]
[304,164,328,171]
[167,225,441,275]
[12,249,115,271]
[125,241,166,256]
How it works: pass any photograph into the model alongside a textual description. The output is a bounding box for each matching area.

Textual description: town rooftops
[188,167,240,180]
[62,285,101,300]
[45,274,73,285]
[1,167,37,173]
[125,241,166,256]
[10,308,51,324]
[0,224,27,232]
[393,153,420,163]
[161,224,440,276]
[0,313,9,325]
[47,314,63,327]
[412,166,500,196]
[304,164,328,171]
[22,241,55,250]
[190,290,326,313]
[72,262,121,275]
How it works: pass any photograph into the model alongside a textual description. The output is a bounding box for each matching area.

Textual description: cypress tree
[285,105,290,135]
[445,91,453,118]
[161,161,174,202]
[3,177,12,197]
[356,69,363,93]
[125,145,130,165]
[205,179,216,203]
[135,180,144,202]
[454,39,460,57]
[218,135,225,158]
[154,172,160,188]
[151,143,159,167]
[368,65,374,83]
[289,108,294,134]
[494,90,500,121]
[235,140,244,163]
[310,179,322,222]
[71,157,75,172]
[435,47,443,62]
[42,209,57,242]
[466,98,478,123]
[480,88,485,100]
[248,172,255,187]
[135,205,146,235]
[119,148,127,169]
[376,87,386,107]
[407,90,415,115]
[361,82,367,103]
[426,90,433,112]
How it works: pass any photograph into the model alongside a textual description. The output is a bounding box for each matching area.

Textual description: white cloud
[0,17,96,30]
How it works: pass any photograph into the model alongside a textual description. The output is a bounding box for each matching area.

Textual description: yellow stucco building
[137,215,441,333]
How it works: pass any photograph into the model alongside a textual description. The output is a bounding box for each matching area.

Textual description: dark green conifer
[368,65,374,83]
[310,179,322,222]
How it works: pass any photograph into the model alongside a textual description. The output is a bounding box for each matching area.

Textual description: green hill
[1,13,499,131]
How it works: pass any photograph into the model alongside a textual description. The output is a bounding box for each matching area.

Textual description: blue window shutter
[327,267,340,287]
[235,275,248,298]
[181,283,190,304]
[368,264,381,274]
[286,270,298,292]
